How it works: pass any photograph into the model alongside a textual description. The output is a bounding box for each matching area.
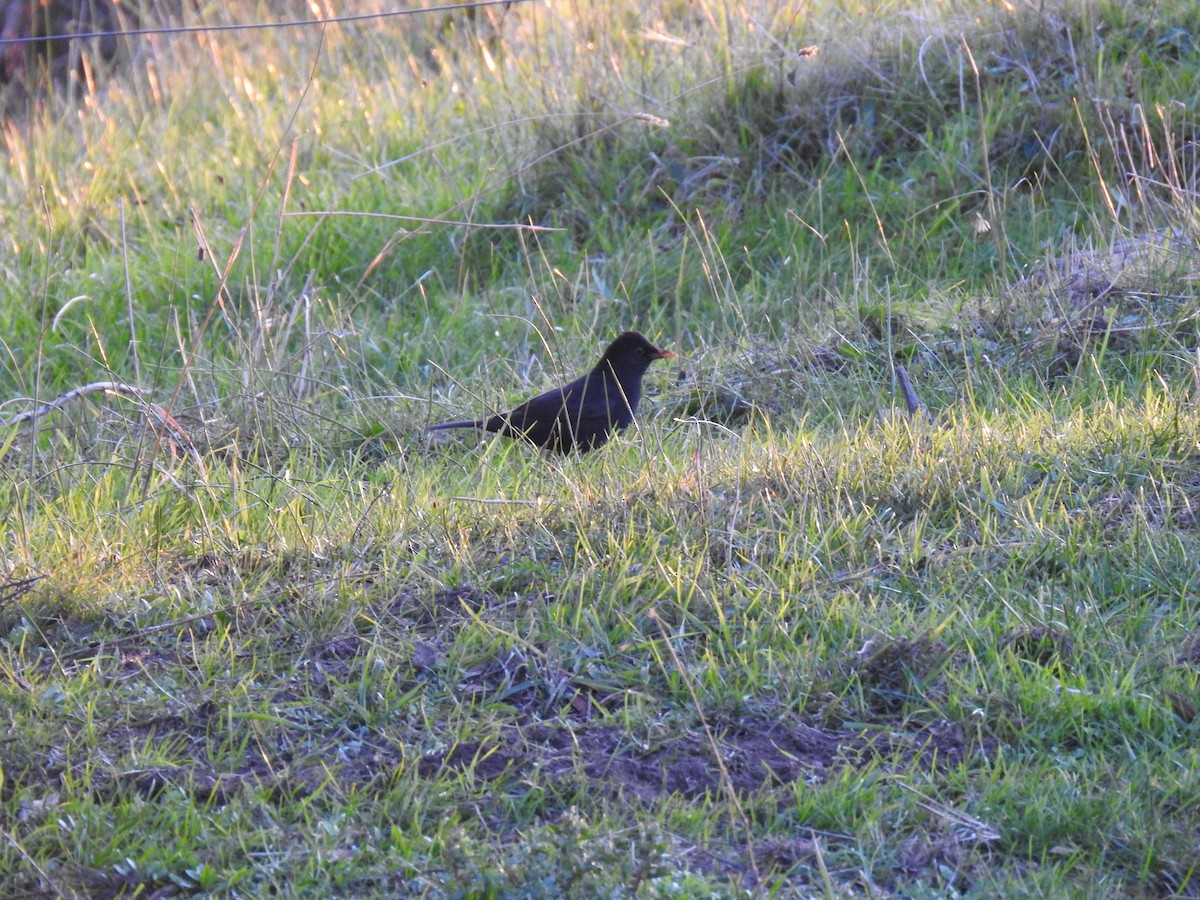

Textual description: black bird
[430,331,676,453]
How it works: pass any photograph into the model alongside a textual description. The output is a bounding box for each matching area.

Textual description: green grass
[3,0,1200,895]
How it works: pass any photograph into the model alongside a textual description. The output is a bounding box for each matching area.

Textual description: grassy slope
[3,0,1200,895]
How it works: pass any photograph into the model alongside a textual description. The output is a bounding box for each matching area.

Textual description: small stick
[0,575,44,609]
[449,497,547,506]
[1,382,147,428]
[1,383,198,459]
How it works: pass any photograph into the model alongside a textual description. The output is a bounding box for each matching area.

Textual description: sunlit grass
[3,0,1200,894]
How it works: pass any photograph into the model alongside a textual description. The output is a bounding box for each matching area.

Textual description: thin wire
[0,0,530,47]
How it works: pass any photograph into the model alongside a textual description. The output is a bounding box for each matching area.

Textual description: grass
[3,0,1200,895]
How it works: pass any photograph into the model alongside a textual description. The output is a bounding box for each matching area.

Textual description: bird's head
[601,331,677,373]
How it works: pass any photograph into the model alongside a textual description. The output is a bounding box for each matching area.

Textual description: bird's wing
[496,382,576,441]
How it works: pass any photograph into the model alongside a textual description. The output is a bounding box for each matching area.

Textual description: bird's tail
[428,420,483,431]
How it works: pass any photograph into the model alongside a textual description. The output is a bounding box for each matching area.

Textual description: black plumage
[430,331,676,453]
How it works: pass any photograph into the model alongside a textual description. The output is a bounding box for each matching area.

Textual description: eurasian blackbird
[429,331,676,453]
